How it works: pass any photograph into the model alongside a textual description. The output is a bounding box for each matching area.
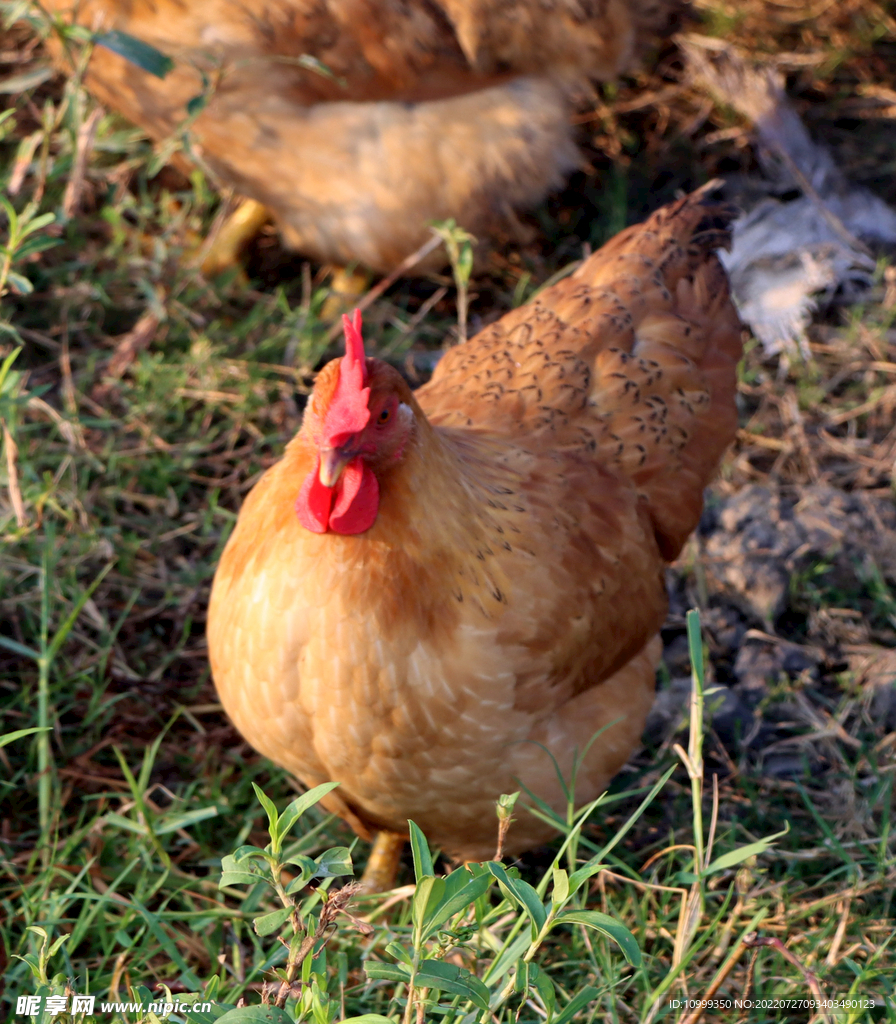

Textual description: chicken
[207,187,743,864]
[43,0,677,275]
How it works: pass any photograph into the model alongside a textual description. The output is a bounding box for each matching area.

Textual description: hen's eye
[378,408,391,424]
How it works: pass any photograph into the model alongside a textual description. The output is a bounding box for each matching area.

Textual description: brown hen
[43,0,677,273]
[207,187,742,864]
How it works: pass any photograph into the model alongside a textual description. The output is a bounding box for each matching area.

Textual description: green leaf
[486,861,546,933]
[456,243,473,287]
[251,782,281,845]
[11,952,42,979]
[253,907,292,937]
[314,846,353,878]
[0,345,21,390]
[220,853,268,889]
[442,865,477,901]
[14,234,61,260]
[408,820,433,880]
[384,941,413,966]
[102,811,149,836]
[552,986,599,1024]
[415,960,490,1012]
[48,933,71,957]
[232,845,273,864]
[220,871,263,888]
[153,804,220,835]
[20,211,56,238]
[186,92,210,117]
[686,608,704,685]
[422,874,490,935]
[6,270,33,295]
[364,961,411,983]
[94,30,174,78]
[277,781,341,837]
[184,1002,236,1024]
[705,826,789,875]
[214,1007,294,1024]
[284,849,317,867]
[0,320,20,342]
[0,726,49,748]
[0,66,55,93]
[338,1018,396,1024]
[551,866,569,905]
[555,910,641,966]
[284,852,316,887]
[412,875,445,935]
[132,986,155,1008]
[0,195,17,231]
[0,636,40,661]
[285,873,312,895]
[528,962,556,1015]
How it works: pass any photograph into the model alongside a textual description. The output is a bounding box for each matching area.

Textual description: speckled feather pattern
[207,191,743,860]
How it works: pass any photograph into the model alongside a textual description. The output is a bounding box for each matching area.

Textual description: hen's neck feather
[273,410,511,643]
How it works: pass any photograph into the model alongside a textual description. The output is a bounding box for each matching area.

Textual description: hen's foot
[359,830,405,893]
[201,197,270,276]
[321,265,371,321]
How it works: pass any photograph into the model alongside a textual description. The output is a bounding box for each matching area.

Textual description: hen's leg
[201,198,271,277]
[321,266,371,321]
[359,830,405,893]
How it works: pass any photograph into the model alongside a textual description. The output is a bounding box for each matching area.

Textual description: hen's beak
[318,447,353,488]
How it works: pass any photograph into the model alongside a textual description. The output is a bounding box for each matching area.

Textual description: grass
[2,0,896,1021]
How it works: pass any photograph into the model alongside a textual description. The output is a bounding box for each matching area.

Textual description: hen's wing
[417,184,743,560]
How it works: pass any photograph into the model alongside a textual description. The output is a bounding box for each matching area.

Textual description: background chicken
[44,0,678,280]
[207,186,742,878]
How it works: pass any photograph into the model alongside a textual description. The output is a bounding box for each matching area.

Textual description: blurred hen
[44,0,678,273]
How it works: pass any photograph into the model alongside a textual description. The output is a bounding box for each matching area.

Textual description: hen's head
[296,310,415,535]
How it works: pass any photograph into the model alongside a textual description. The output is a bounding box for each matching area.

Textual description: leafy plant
[215,783,644,1024]
[215,781,356,1021]
[430,219,475,344]
[0,193,59,306]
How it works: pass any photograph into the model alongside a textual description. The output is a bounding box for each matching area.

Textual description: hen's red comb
[323,309,371,445]
[341,308,367,385]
